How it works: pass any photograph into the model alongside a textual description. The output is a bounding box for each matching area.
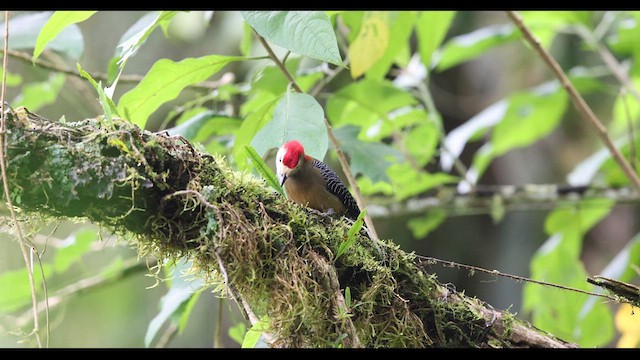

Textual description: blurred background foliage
[0,10,639,348]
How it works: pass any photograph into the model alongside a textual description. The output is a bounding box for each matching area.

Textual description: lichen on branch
[2,106,576,348]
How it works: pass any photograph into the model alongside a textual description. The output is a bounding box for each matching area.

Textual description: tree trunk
[1,106,577,348]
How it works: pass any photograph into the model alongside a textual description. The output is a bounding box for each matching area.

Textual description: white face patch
[275,145,288,178]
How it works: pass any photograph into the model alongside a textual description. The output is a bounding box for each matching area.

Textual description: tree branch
[2,106,577,348]
[506,11,640,193]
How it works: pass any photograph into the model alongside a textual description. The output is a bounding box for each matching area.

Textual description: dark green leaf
[334,125,402,183]
[242,11,345,67]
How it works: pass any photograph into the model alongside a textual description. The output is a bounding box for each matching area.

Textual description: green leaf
[349,11,389,78]
[240,22,253,56]
[326,78,418,139]
[437,24,520,71]
[407,209,447,239]
[2,11,84,60]
[250,92,328,161]
[245,145,285,196]
[107,11,178,97]
[117,54,243,128]
[0,69,23,87]
[492,82,568,156]
[416,11,456,68]
[13,73,66,112]
[334,125,402,183]
[388,163,459,200]
[524,199,614,347]
[53,228,97,273]
[242,315,270,348]
[77,63,119,120]
[33,11,96,61]
[336,209,366,259]
[144,260,205,347]
[344,286,351,308]
[521,11,593,49]
[404,121,439,167]
[366,11,417,80]
[228,322,247,345]
[241,11,345,67]
[177,291,201,334]
[165,110,241,142]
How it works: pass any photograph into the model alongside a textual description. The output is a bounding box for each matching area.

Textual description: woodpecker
[275,140,360,220]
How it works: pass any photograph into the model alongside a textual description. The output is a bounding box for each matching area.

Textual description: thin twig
[416,254,620,303]
[507,11,640,193]
[622,88,637,170]
[254,32,380,241]
[0,11,44,348]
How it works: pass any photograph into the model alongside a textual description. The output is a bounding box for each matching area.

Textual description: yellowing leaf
[616,303,640,348]
[349,12,389,78]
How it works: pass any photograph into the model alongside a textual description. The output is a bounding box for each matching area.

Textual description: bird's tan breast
[284,166,346,215]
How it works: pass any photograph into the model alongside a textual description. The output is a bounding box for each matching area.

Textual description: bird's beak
[278,173,287,186]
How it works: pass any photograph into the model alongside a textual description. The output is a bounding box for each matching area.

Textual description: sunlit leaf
[0,264,51,312]
[388,163,459,200]
[242,315,270,348]
[229,322,247,345]
[366,11,417,80]
[250,92,328,161]
[437,23,520,71]
[33,11,96,61]
[349,11,389,78]
[416,11,456,68]
[326,79,418,139]
[491,81,568,156]
[117,54,243,128]
[242,11,345,67]
[524,199,614,347]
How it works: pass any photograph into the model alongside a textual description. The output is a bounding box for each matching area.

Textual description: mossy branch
[2,106,576,348]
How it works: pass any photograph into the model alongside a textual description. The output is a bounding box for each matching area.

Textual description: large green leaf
[523,199,615,347]
[436,23,520,71]
[349,11,389,78]
[334,125,402,183]
[0,264,51,313]
[33,11,96,61]
[117,54,243,128]
[326,79,418,139]
[491,82,568,156]
[241,11,345,67]
[1,11,84,60]
[416,11,456,68]
[250,92,328,161]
